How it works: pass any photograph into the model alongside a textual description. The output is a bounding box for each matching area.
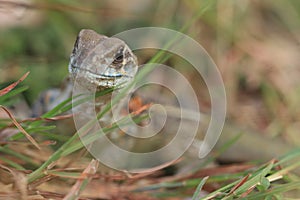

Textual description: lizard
[33,29,138,117]
[30,29,140,155]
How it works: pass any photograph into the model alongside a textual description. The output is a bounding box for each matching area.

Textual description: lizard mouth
[70,65,134,79]
[70,65,134,89]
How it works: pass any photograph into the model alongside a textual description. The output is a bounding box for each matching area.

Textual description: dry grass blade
[63,159,99,200]
[0,72,29,97]
[240,186,255,198]
[25,114,74,122]
[0,140,55,146]
[0,106,41,150]
[0,0,136,17]
[167,164,253,183]
[0,164,27,200]
[0,0,92,13]
[2,114,73,130]
[124,157,180,175]
[131,103,152,116]
[228,174,250,195]
[28,175,54,190]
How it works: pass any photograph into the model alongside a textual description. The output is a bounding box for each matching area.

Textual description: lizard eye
[112,48,124,64]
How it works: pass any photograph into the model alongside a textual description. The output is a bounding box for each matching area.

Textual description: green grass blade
[192,176,209,200]
[0,85,29,104]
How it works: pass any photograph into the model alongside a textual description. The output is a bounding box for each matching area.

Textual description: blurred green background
[1,0,300,148]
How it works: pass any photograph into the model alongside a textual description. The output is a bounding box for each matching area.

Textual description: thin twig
[0,106,41,150]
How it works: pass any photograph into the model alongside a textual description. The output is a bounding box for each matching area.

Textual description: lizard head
[69,29,138,90]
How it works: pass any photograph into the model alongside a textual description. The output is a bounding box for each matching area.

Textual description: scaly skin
[69,29,138,91]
